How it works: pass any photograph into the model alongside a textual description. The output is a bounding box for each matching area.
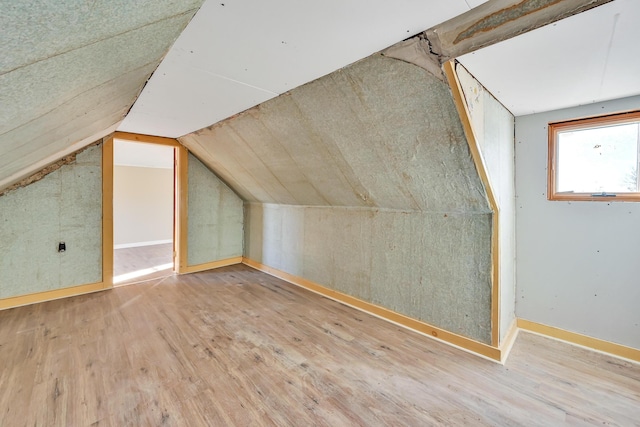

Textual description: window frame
[548,109,640,202]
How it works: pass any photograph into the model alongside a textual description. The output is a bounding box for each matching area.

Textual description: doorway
[112,138,175,285]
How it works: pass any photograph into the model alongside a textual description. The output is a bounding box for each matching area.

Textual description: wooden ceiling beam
[424,0,614,62]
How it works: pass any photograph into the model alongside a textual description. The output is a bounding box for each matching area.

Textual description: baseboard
[114,239,172,250]
[242,258,502,362]
[182,256,243,274]
[0,281,108,311]
[517,318,640,364]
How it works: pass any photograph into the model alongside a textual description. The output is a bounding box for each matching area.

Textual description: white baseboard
[114,239,172,250]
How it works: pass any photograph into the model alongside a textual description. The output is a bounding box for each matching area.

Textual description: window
[548,110,640,201]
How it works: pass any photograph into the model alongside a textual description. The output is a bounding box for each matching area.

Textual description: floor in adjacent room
[0,264,638,426]
[113,243,174,286]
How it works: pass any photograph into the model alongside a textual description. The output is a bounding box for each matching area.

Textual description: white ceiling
[119,0,487,138]
[119,0,640,137]
[114,140,174,169]
[458,0,640,117]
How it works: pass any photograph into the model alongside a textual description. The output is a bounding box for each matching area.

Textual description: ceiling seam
[598,13,619,98]
[194,66,280,95]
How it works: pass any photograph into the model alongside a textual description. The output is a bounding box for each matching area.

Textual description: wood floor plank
[0,264,638,426]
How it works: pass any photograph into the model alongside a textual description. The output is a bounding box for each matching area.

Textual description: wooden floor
[0,265,638,426]
[113,243,174,285]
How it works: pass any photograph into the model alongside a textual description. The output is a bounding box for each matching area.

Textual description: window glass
[556,123,639,193]
[548,110,640,201]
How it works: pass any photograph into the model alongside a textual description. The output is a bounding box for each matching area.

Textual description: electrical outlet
[58,242,66,253]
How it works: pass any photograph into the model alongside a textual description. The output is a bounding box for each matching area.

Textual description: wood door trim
[444,60,501,347]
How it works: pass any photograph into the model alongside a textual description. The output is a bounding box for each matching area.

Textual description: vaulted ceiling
[458,0,640,116]
[118,0,488,138]
[1,0,638,193]
[0,0,204,190]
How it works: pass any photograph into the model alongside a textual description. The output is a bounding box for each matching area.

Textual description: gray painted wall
[187,154,244,266]
[182,55,494,344]
[0,145,102,298]
[457,65,516,343]
[516,95,640,349]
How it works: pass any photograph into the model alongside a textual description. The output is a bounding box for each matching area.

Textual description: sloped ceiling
[119,0,488,138]
[458,0,640,116]
[119,0,640,138]
[180,54,489,212]
[0,0,204,191]
[4,0,637,193]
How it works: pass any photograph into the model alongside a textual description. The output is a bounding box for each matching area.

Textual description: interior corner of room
[1,0,639,424]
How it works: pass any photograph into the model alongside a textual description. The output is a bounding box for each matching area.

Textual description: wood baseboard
[0,281,108,311]
[182,256,243,274]
[0,256,241,311]
[517,318,640,364]
[242,258,502,362]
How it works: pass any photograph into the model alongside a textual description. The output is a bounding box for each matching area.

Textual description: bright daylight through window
[548,110,640,201]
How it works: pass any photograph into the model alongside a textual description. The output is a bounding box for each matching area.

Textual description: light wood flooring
[0,264,638,426]
[113,243,174,285]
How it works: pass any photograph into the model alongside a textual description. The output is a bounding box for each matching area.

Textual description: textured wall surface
[181,55,488,211]
[516,95,640,349]
[0,1,203,190]
[456,64,516,343]
[246,204,493,342]
[0,145,102,298]
[183,54,494,343]
[187,154,244,266]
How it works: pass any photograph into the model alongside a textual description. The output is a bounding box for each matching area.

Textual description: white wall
[457,65,517,343]
[515,95,640,349]
[113,165,173,247]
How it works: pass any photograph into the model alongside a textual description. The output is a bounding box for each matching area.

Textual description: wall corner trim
[102,136,114,288]
[517,318,640,364]
[242,257,502,362]
[0,282,108,311]
[499,318,519,363]
[182,256,243,274]
[444,60,501,347]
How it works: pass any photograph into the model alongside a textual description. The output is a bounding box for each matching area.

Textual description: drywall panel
[181,55,489,212]
[187,154,243,265]
[456,64,516,342]
[113,166,173,247]
[0,145,102,298]
[122,0,482,137]
[458,0,640,116]
[516,95,640,349]
[245,204,493,343]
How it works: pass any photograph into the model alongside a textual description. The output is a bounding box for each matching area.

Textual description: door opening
[112,138,175,285]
